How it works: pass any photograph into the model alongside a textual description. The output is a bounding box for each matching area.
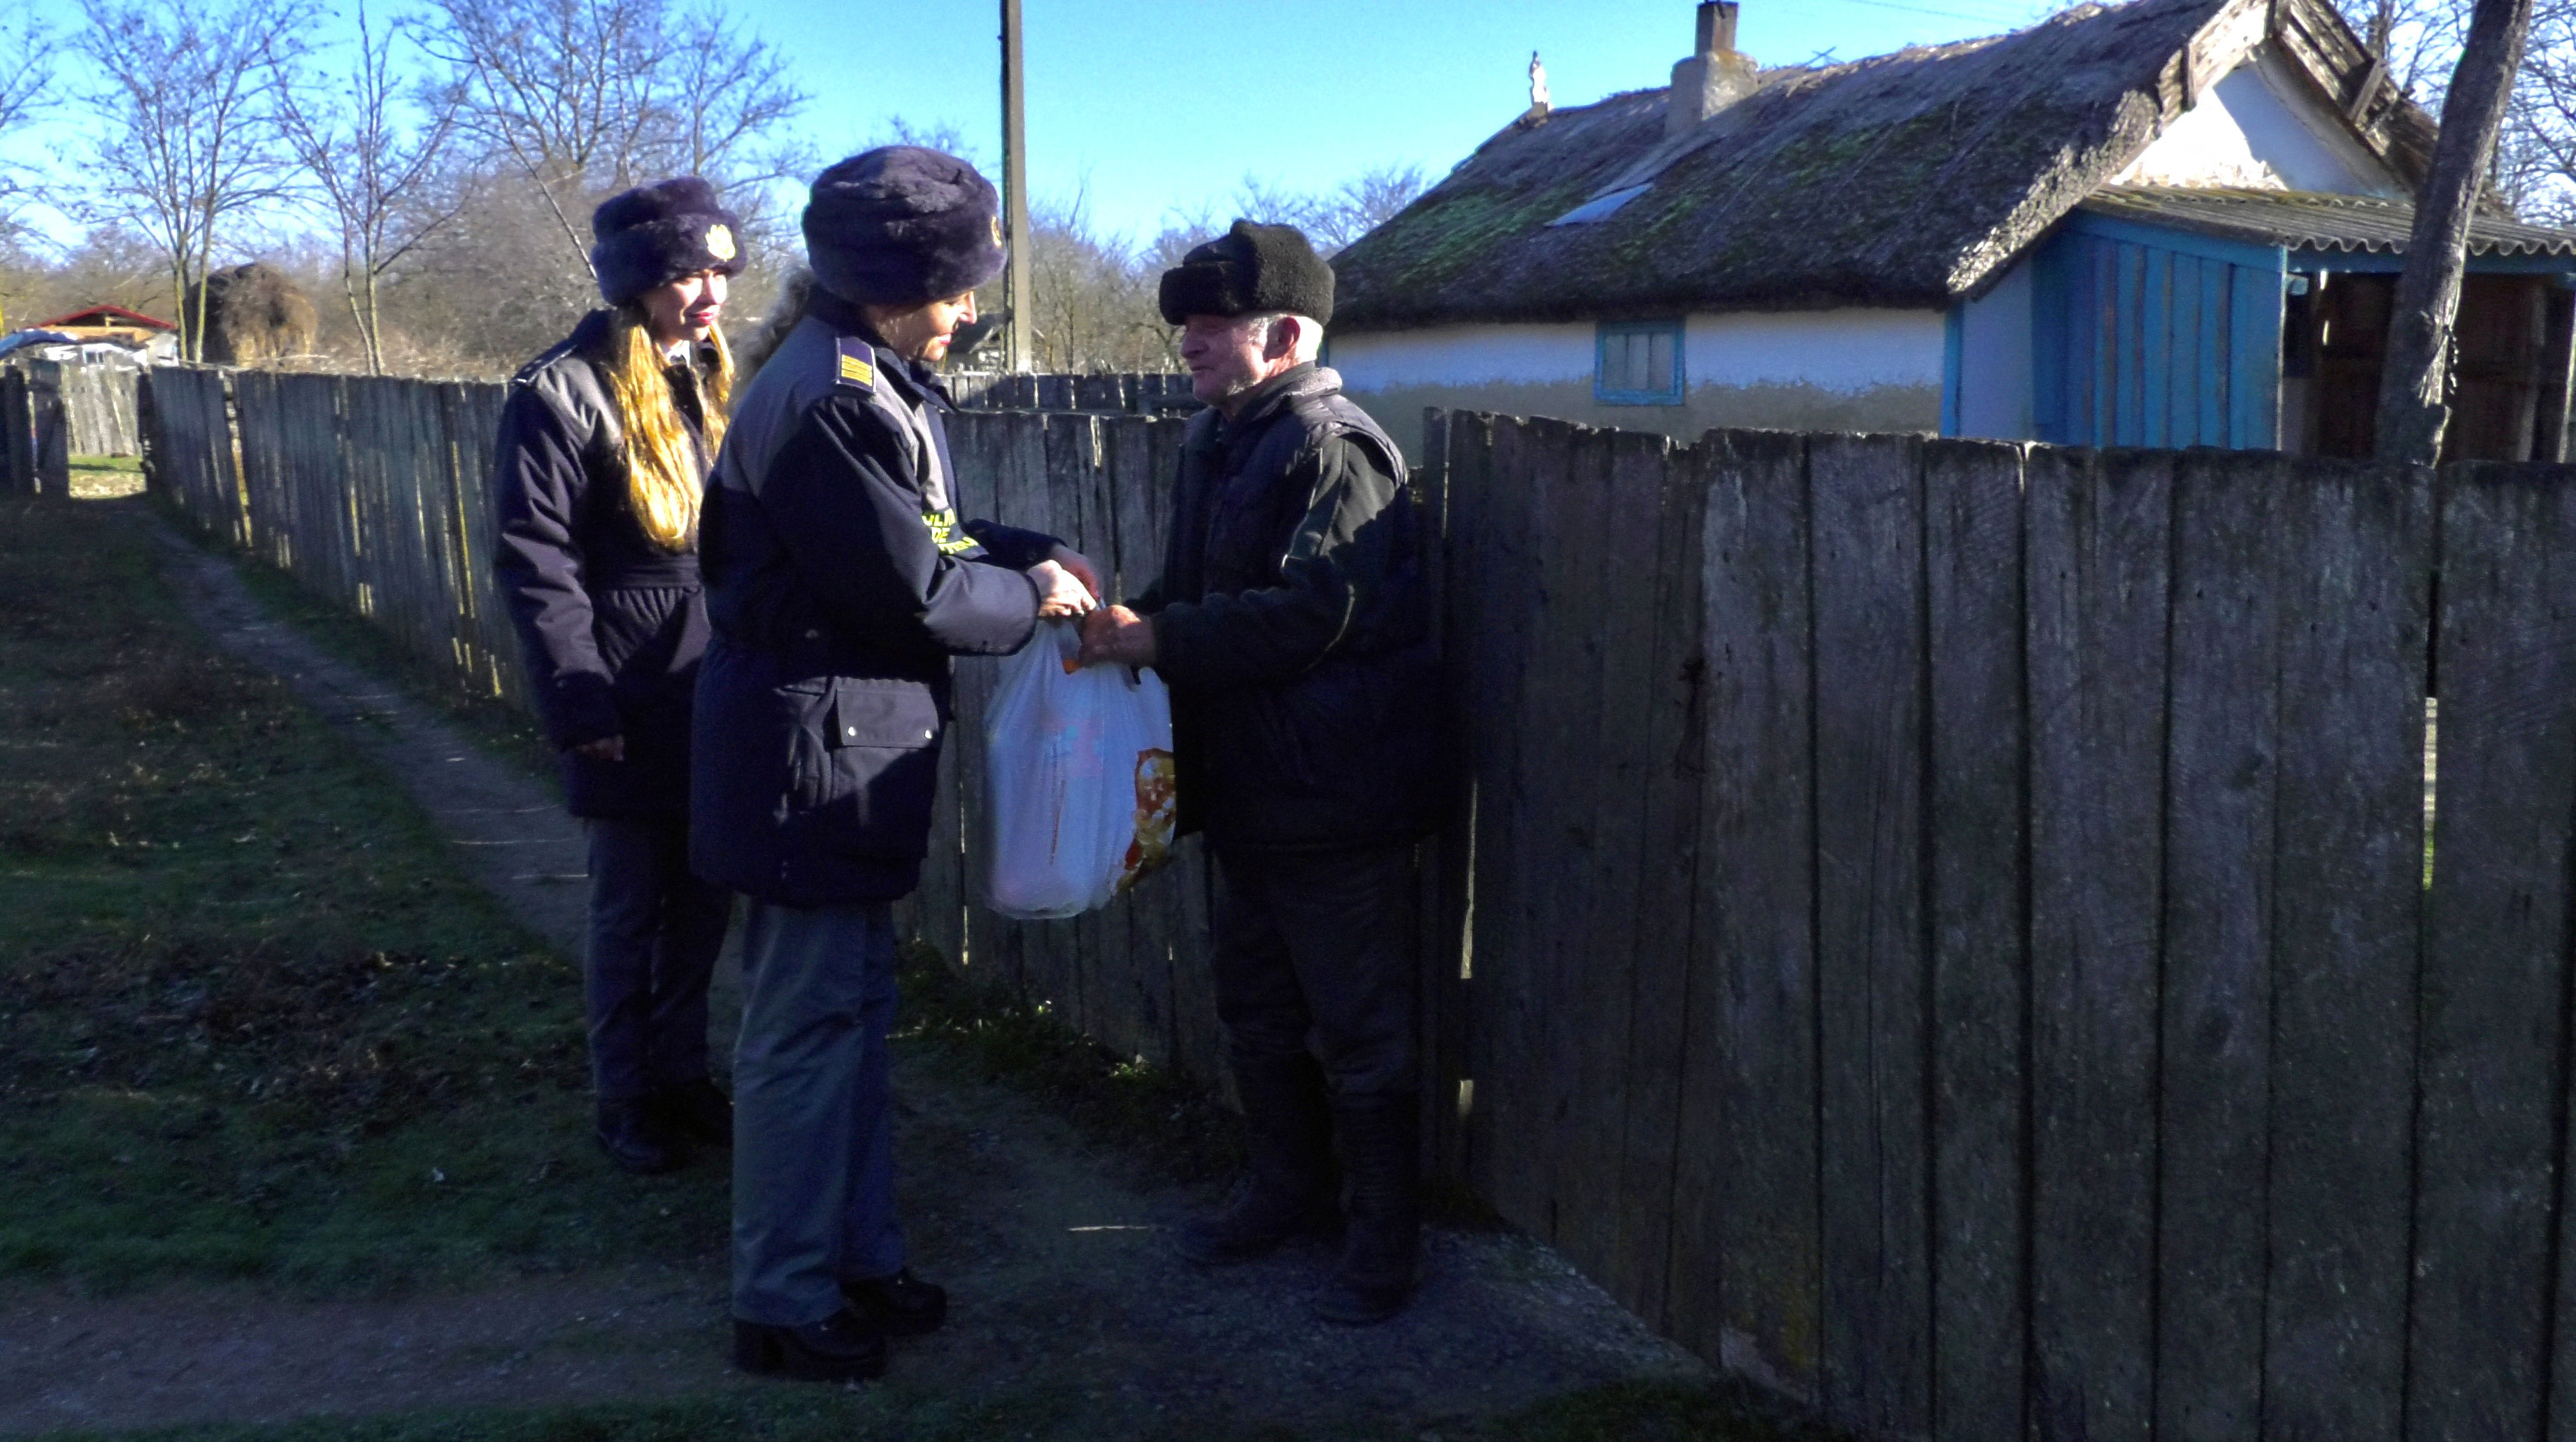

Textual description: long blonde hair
[604,302,734,552]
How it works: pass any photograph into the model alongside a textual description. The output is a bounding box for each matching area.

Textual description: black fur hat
[1157,220,1333,326]
[803,147,1007,307]
[589,177,745,307]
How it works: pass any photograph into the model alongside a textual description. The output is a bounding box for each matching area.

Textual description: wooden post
[1000,0,1034,373]
[29,371,67,498]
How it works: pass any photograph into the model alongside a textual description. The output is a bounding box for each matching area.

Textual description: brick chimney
[1668,1,1758,138]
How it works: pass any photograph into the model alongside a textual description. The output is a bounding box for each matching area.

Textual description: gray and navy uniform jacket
[1133,363,1439,850]
[491,308,717,820]
[690,290,1059,906]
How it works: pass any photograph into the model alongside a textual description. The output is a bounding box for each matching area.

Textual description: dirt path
[0,512,1707,1439]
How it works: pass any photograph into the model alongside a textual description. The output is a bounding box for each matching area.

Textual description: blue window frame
[1596,319,1685,406]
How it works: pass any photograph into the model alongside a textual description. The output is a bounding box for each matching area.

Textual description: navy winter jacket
[690,292,1057,906]
[1135,364,1440,850]
[491,310,716,820]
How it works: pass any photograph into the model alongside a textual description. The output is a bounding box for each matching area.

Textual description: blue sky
[786,0,2056,241]
[8,0,2063,251]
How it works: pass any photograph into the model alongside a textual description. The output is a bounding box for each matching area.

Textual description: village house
[1327,0,2576,463]
[24,304,180,362]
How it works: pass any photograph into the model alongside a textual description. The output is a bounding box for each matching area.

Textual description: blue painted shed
[1971,186,2576,461]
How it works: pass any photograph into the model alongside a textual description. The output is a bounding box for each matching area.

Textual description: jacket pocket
[792,678,945,858]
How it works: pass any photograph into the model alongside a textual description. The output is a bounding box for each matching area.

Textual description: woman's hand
[571,734,626,762]
[1028,559,1096,620]
[1047,545,1102,601]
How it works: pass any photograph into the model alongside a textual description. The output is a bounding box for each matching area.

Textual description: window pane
[1650,331,1673,394]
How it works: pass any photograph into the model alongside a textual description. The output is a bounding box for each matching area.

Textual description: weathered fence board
[1922,436,2027,1442]
[2410,464,2576,1442]
[2154,449,2284,1442]
[1682,427,1820,1397]
[1810,431,1933,1438]
[137,365,2576,1442]
[2,371,31,495]
[2262,458,2428,1442]
[2026,445,2170,1442]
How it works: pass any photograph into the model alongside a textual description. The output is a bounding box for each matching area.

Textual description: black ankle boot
[595,1097,684,1176]
[651,1077,734,1148]
[1310,1093,1421,1325]
[844,1268,947,1336]
[731,1308,888,1382]
[1175,1052,1336,1266]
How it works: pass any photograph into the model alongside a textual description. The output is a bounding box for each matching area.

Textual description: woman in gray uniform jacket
[491,178,745,1177]
[692,147,1096,1383]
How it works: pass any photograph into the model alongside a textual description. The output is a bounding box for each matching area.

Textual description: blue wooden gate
[2030,212,2286,450]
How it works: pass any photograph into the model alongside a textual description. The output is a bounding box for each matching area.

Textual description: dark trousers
[731,898,903,1325]
[585,815,730,1101]
[1210,841,1419,1098]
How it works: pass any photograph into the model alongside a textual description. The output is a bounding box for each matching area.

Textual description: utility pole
[1000,0,1034,373]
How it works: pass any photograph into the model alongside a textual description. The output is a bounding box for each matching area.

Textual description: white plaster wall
[1956,256,2034,441]
[1329,322,1596,390]
[2114,46,2402,197]
[1682,310,1947,392]
[1331,310,1945,397]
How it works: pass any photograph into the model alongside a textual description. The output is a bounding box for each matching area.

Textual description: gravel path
[0,510,1707,1439]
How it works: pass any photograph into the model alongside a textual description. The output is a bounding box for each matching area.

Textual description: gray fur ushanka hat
[1157,220,1334,326]
[589,177,745,306]
[803,147,1007,307]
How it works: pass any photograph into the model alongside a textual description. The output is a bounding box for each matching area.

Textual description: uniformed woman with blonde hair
[492,177,747,1176]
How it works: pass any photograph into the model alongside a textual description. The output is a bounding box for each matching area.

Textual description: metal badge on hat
[990,216,1003,248]
[705,224,737,262]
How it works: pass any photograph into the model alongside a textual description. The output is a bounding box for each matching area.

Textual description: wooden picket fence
[33,359,144,457]
[138,359,2576,1441]
[946,369,1199,415]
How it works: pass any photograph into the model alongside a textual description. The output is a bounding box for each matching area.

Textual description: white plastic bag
[982,621,1177,919]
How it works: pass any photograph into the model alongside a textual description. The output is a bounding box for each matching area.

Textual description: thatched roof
[1332,0,2439,329]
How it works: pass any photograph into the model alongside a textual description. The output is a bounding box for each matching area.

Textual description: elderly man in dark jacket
[693,147,1096,1383]
[1081,220,1438,1324]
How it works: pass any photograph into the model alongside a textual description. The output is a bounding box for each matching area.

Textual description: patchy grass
[896,940,1246,1188]
[41,1374,1835,1442]
[0,494,727,1297]
[69,454,146,499]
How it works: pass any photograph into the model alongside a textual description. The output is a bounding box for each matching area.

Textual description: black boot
[652,1077,734,1148]
[1174,1052,1336,1266]
[731,1308,888,1383]
[1310,1093,1420,1325]
[594,1097,684,1176]
[844,1268,947,1336]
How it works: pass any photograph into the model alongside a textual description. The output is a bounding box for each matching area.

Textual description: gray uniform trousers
[730,897,906,1326]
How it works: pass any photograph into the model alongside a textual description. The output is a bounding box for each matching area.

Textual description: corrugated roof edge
[2082,184,2576,257]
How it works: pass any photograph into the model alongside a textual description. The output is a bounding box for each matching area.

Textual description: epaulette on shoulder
[833,336,877,392]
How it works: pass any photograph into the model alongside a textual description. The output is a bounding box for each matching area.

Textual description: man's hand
[571,734,626,762]
[1028,558,1096,620]
[1048,545,1101,601]
[1078,604,1157,668]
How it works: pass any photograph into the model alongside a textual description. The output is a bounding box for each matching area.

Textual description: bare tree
[270,4,466,373]
[1230,164,1427,255]
[421,0,808,276]
[0,17,53,219]
[2377,0,2538,463]
[77,0,316,361]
